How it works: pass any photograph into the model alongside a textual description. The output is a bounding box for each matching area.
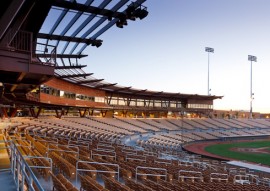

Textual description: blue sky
[82,0,270,113]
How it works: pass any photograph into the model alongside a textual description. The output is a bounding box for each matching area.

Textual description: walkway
[0,170,16,191]
[0,133,16,191]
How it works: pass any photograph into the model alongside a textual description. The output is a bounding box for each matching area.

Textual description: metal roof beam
[52,0,125,19]
[132,89,147,95]
[75,0,129,54]
[37,33,102,45]
[36,54,87,59]
[151,91,164,96]
[91,0,146,40]
[113,86,132,92]
[77,79,104,84]
[60,0,112,54]
[59,73,93,79]
[54,0,94,48]
[0,0,26,40]
[95,83,117,89]
[55,65,87,69]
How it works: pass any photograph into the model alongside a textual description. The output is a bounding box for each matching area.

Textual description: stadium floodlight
[248,55,257,119]
[116,19,128,28]
[205,47,214,95]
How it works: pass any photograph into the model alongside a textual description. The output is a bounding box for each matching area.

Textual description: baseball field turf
[205,140,270,166]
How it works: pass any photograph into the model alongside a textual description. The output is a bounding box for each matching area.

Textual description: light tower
[205,47,214,95]
[248,55,257,119]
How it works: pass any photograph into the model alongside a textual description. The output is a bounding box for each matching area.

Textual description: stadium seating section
[2,116,270,190]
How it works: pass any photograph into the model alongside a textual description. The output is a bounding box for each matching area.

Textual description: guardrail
[155,158,172,165]
[135,166,167,182]
[9,140,45,190]
[178,170,203,182]
[76,161,119,186]
[34,42,56,66]
[47,143,79,158]
[91,149,116,160]
[210,173,228,182]
[126,154,146,162]
[97,144,115,152]
[68,140,92,150]
[7,30,32,53]
[234,174,250,185]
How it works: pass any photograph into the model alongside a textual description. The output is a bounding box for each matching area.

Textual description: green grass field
[205,140,270,166]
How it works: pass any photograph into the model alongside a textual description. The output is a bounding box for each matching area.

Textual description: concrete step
[0,170,16,191]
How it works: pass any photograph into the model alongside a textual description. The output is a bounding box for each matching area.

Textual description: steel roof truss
[61,0,111,54]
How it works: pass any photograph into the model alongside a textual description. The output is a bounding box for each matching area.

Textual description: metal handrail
[97,144,115,151]
[210,173,228,182]
[178,160,194,167]
[68,140,92,149]
[7,30,32,53]
[126,154,146,162]
[10,141,45,190]
[178,170,203,182]
[135,166,167,182]
[46,145,79,158]
[234,174,250,185]
[23,155,53,172]
[91,149,116,160]
[34,42,56,66]
[98,141,112,146]
[143,151,156,156]
[76,161,119,186]
[155,158,172,165]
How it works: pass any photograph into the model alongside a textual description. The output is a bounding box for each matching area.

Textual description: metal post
[250,59,253,119]
[248,55,257,119]
[208,52,210,95]
[205,47,214,95]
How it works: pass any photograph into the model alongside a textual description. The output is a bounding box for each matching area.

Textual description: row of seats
[12,116,270,150]
[79,174,108,191]
[5,118,270,191]
[50,171,78,191]
[103,175,131,191]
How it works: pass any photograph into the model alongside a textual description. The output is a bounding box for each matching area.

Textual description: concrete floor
[0,170,17,191]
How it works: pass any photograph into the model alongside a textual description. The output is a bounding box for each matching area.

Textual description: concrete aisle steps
[0,170,17,191]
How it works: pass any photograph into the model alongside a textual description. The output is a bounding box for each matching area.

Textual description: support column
[89,109,94,116]
[29,107,42,118]
[10,107,18,117]
[55,109,62,119]
[101,110,107,117]
[0,107,5,119]
[79,108,87,117]
[122,110,128,117]
[29,108,35,117]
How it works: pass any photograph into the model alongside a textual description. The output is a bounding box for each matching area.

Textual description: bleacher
[2,117,270,190]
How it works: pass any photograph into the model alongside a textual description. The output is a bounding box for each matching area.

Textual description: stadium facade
[2,1,270,191]
[0,0,221,119]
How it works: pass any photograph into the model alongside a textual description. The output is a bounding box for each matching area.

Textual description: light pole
[205,47,214,95]
[180,110,184,151]
[248,55,257,119]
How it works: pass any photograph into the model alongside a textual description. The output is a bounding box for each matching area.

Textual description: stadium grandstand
[1,0,270,191]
